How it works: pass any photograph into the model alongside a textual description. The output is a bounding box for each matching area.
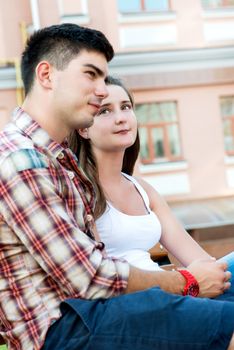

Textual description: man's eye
[86,71,96,78]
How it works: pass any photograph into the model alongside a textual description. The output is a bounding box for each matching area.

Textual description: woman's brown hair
[69,76,140,219]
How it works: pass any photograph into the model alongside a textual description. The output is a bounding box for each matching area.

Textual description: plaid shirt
[0,108,129,350]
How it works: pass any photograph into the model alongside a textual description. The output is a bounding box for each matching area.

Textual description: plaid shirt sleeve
[0,148,129,299]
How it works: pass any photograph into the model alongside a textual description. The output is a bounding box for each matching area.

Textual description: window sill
[60,14,90,25]
[202,8,234,19]
[118,11,176,24]
[139,160,188,174]
[225,156,234,165]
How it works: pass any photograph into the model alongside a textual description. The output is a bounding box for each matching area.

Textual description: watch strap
[178,269,199,297]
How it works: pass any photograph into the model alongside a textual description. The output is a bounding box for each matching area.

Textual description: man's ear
[78,128,89,139]
[35,61,53,89]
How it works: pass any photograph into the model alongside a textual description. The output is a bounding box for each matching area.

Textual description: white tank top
[96,173,162,271]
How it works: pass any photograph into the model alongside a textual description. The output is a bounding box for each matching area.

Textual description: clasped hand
[187,258,232,298]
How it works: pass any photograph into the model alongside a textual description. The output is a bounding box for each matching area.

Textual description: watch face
[187,283,199,297]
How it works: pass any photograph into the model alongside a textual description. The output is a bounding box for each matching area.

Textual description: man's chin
[75,115,94,129]
[85,116,94,128]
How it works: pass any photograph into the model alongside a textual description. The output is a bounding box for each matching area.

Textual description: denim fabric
[42,284,234,350]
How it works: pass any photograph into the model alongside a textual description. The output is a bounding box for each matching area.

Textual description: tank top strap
[122,172,151,212]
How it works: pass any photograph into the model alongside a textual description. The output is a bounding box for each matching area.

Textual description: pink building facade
[1,0,234,235]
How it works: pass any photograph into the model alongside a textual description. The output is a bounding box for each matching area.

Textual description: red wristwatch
[178,270,199,297]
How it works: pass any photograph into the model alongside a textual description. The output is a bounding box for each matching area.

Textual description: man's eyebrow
[83,64,106,77]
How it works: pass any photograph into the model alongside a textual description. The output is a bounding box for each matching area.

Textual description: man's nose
[95,80,108,99]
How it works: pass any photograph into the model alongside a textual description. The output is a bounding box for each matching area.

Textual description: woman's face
[82,84,138,153]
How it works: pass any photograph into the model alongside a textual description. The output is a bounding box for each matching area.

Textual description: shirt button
[68,171,75,180]
[58,152,64,159]
[86,214,93,222]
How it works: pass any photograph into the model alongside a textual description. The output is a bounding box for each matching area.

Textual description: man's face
[51,50,109,133]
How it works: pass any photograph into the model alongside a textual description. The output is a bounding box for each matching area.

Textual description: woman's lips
[114,129,130,134]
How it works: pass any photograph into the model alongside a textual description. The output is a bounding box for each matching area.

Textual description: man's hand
[187,258,231,298]
[125,258,231,297]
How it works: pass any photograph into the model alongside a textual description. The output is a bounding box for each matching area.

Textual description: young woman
[70,76,218,271]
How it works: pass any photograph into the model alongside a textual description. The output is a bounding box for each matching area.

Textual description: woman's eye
[97,108,110,116]
[122,104,132,110]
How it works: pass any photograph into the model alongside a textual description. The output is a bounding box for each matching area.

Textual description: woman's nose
[115,110,128,124]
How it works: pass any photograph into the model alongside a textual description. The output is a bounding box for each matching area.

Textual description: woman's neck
[94,150,125,186]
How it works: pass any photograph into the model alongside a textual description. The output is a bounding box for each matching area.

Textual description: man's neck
[22,96,69,143]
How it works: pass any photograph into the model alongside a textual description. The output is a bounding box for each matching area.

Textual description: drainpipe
[30,0,40,30]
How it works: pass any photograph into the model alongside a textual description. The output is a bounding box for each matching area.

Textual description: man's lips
[89,103,101,112]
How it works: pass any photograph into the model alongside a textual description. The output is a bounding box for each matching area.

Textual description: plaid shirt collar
[13,107,67,159]
[12,107,96,228]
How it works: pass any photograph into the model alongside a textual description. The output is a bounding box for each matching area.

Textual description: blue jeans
[42,284,234,350]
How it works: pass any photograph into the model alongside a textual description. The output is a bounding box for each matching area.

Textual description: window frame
[117,0,171,14]
[222,115,234,156]
[220,95,234,156]
[136,101,183,164]
[201,0,234,9]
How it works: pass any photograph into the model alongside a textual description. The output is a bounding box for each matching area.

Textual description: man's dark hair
[21,23,114,95]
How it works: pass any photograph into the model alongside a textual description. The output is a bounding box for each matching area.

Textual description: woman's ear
[78,128,89,139]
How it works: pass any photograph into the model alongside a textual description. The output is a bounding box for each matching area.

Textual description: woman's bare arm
[136,177,211,266]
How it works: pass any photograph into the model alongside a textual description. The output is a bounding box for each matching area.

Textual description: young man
[0,23,233,350]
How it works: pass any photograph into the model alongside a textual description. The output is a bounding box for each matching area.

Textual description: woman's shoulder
[122,172,152,194]
[131,175,156,194]
[131,175,164,211]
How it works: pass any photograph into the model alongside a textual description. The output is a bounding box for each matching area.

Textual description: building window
[201,0,234,9]
[135,101,182,164]
[221,96,234,155]
[117,0,170,13]
[58,0,89,24]
[58,0,88,15]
